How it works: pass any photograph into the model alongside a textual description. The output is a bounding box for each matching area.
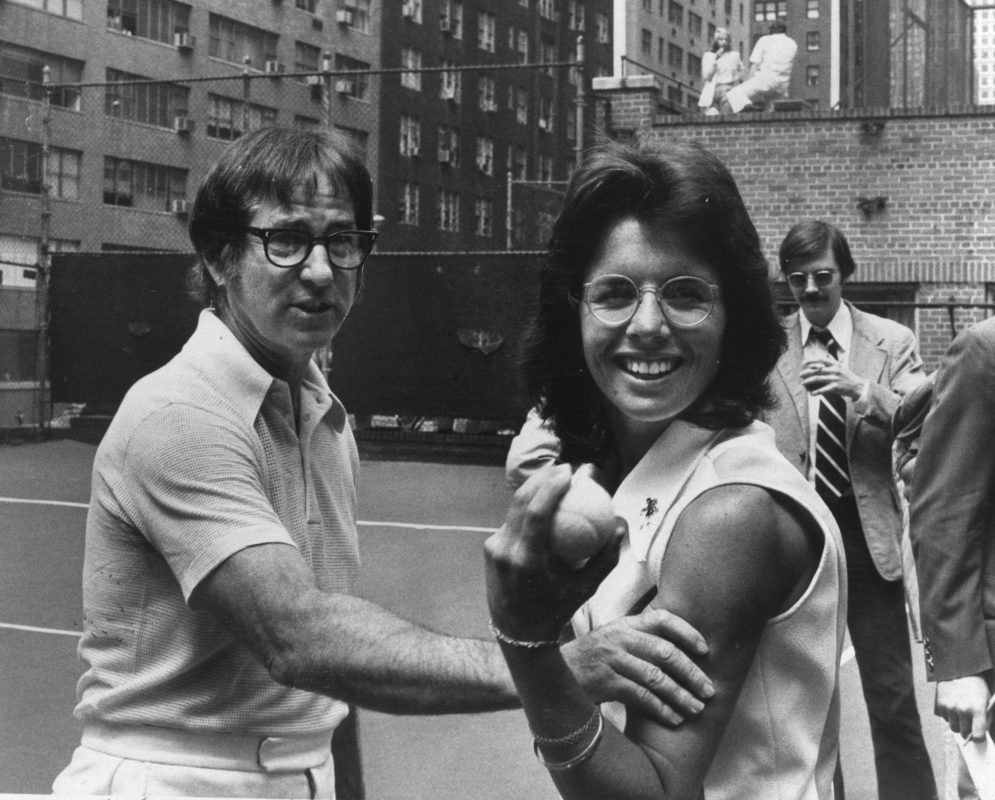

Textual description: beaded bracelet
[533,711,605,772]
[488,620,561,649]
[531,706,602,748]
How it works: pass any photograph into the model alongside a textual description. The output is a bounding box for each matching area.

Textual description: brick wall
[591,77,995,370]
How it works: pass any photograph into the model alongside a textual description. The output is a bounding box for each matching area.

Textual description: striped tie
[812,329,850,504]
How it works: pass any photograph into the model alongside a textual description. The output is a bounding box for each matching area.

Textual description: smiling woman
[488,140,848,800]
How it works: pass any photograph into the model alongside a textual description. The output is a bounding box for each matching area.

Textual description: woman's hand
[485,463,624,644]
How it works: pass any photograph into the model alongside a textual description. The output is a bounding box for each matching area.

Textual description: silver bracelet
[533,711,605,771]
[489,620,561,649]
[531,706,601,748]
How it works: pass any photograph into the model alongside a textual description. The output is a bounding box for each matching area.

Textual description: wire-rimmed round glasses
[580,274,720,328]
[246,227,378,270]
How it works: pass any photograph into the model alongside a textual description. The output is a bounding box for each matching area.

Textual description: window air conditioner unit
[441,86,457,101]
[265,60,285,75]
[173,31,193,49]
[169,199,190,215]
[173,115,193,134]
[538,117,550,131]
[482,100,497,113]
[336,9,354,25]
[438,147,451,163]
[335,78,355,95]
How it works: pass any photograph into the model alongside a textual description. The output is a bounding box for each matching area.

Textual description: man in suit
[909,317,995,794]
[765,220,935,800]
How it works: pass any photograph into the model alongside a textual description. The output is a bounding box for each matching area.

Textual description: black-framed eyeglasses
[786,269,835,290]
[246,227,378,270]
[580,274,720,328]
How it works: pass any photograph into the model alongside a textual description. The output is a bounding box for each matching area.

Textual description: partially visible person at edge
[51,126,714,798]
[721,17,797,114]
[486,139,847,799]
[766,219,935,800]
[909,318,995,799]
[698,27,744,115]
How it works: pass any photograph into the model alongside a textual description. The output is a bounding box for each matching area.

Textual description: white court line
[0,497,497,534]
[1,496,858,668]
[0,622,80,638]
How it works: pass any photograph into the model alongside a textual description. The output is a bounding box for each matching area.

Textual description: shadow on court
[0,439,950,798]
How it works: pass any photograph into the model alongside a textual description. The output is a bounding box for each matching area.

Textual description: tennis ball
[549,467,617,566]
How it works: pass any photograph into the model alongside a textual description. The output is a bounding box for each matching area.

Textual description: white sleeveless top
[572,420,846,800]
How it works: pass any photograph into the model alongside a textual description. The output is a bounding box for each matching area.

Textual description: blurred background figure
[722,18,797,114]
[698,27,744,116]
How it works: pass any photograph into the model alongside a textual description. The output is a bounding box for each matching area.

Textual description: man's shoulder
[849,305,914,342]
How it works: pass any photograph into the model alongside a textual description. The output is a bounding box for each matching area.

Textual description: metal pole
[506,170,513,250]
[574,35,585,171]
[35,65,53,435]
[323,52,333,127]
[242,56,252,134]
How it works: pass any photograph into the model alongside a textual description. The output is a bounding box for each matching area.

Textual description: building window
[401,47,423,90]
[437,125,460,166]
[296,0,317,12]
[669,1,683,25]
[0,138,78,199]
[667,85,683,104]
[0,45,82,110]
[294,115,321,131]
[441,0,463,39]
[440,60,461,103]
[9,0,82,20]
[668,43,684,69]
[541,38,556,77]
[565,105,576,141]
[478,12,496,52]
[107,0,191,43]
[476,136,494,175]
[689,12,702,36]
[688,53,702,76]
[641,29,652,56]
[568,1,585,31]
[437,189,460,232]
[208,14,278,68]
[753,1,786,21]
[516,29,530,63]
[806,65,820,87]
[105,69,190,127]
[295,42,321,79]
[474,198,493,237]
[335,55,370,100]
[48,147,81,201]
[595,12,610,44]
[478,75,497,112]
[514,87,528,125]
[206,94,277,141]
[398,182,420,225]
[400,115,421,157]
[509,146,527,180]
[538,0,555,20]
[806,0,819,19]
[350,0,371,33]
[401,0,422,23]
[806,31,820,51]
[103,156,187,210]
[538,97,554,133]
[537,153,553,183]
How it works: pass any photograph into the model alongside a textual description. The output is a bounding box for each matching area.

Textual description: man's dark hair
[187,126,373,307]
[521,139,785,465]
[769,18,787,34]
[778,219,857,281]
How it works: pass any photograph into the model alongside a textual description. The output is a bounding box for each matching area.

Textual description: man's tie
[811,329,850,504]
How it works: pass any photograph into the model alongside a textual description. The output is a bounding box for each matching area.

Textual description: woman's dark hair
[521,139,785,464]
[186,126,373,307]
[778,219,856,281]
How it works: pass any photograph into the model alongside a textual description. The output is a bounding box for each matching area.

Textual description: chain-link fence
[2,57,582,430]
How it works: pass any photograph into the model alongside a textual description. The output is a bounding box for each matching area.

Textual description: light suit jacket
[764,303,927,580]
[910,317,995,682]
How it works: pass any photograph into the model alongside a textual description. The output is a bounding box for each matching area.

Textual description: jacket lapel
[846,303,887,440]
[777,312,811,441]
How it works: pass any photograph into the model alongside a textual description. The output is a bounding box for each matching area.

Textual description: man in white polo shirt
[51,126,714,798]
[722,18,797,113]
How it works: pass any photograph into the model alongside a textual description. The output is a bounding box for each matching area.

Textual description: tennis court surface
[1,438,949,799]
